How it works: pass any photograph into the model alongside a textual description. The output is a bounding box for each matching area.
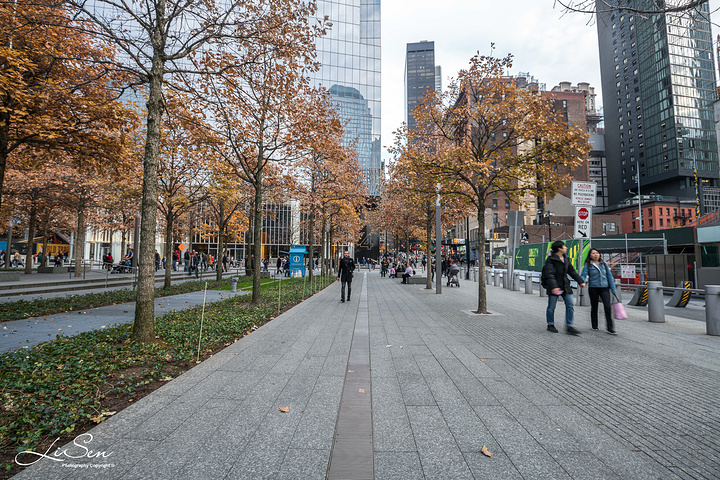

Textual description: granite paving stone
[11,269,720,479]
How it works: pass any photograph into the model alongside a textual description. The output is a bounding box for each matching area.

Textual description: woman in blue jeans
[580,248,618,334]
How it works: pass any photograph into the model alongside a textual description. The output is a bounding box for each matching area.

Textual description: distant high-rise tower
[313,0,381,197]
[405,41,437,132]
[597,1,719,207]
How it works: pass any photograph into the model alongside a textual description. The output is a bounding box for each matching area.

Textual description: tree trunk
[0,109,10,212]
[24,205,37,274]
[251,176,263,304]
[74,208,86,277]
[476,206,488,314]
[41,215,49,267]
[307,207,314,281]
[320,216,326,276]
[216,227,224,282]
[132,56,166,343]
[163,213,173,290]
[121,228,127,259]
[426,201,432,289]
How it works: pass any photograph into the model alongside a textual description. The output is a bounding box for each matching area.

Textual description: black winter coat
[541,253,584,295]
[337,257,356,281]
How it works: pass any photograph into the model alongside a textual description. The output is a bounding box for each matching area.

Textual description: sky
[380,0,720,163]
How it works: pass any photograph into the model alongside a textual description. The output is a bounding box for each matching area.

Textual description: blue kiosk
[288,245,308,277]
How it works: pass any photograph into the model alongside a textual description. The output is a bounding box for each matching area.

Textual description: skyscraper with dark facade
[313,0,381,197]
[596,1,719,208]
[405,41,437,132]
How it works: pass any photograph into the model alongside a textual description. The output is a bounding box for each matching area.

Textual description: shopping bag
[611,293,628,320]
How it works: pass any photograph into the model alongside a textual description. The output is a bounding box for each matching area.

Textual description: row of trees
[1,0,367,344]
[372,54,590,314]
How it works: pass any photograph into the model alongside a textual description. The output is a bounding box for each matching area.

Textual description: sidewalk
[13,271,720,479]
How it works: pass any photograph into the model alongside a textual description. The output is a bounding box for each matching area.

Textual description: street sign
[574,206,592,239]
[571,181,597,206]
[621,265,636,279]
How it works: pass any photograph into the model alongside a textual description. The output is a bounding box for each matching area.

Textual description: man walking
[337,250,356,303]
[541,241,585,335]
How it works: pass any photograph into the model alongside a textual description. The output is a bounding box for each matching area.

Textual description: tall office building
[313,0,381,197]
[405,41,437,132]
[597,1,719,208]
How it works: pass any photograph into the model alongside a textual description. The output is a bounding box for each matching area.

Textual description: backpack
[540,263,549,288]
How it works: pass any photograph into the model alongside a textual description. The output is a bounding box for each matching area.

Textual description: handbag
[611,293,627,320]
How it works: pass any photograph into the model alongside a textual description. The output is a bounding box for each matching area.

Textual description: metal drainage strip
[327,272,373,480]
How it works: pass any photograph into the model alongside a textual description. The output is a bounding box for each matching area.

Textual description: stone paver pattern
[12,270,720,479]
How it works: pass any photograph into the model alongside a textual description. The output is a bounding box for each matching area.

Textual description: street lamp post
[630,159,642,232]
[435,184,442,294]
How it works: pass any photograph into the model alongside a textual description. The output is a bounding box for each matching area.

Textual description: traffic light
[493,233,499,239]
[522,232,529,240]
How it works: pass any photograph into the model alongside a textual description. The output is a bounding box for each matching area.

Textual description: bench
[401,276,427,285]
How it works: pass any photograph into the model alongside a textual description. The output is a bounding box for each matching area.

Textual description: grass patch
[0,275,335,478]
[0,276,250,324]
[213,277,280,291]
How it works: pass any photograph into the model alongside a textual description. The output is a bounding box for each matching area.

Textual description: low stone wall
[0,270,21,281]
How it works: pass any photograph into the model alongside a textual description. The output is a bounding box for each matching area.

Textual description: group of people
[542,240,618,336]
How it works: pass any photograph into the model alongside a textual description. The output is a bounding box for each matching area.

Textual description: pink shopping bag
[612,294,628,320]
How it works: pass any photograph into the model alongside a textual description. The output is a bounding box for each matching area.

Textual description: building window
[649,218,653,228]
[659,218,663,226]
[505,199,510,209]
[632,221,636,230]
[492,199,497,208]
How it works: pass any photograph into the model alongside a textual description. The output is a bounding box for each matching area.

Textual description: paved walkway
[13,271,720,479]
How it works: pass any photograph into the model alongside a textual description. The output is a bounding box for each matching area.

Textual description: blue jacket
[580,262,616,293]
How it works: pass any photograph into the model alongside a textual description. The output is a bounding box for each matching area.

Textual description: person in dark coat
[541,241,585,335]
[337,250,356,303]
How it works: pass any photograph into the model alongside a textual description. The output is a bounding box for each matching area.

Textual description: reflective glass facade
[596,1,719,206]
[314,0,381,196]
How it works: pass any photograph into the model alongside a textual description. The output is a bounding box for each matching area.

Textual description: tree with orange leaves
[0,0,134,211]
[198,36,328,302]
[409,53,590,314]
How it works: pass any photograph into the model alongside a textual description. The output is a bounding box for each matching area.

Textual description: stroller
[447,264,460,287]
[111,260,133,274]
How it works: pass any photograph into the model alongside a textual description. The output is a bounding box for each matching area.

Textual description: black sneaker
[547,324,558,333]
[566,326,581,336]
[607,330,618,335]
[340,299,345,303]
[592,327,599,331]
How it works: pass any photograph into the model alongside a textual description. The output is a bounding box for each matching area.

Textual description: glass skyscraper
[597,1,719,207]
[314,0,381,197]
[405,41,436,132]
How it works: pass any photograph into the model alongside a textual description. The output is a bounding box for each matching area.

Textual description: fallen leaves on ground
[358,389,365,393]
[278,407,289,413]
[481,445,492,457]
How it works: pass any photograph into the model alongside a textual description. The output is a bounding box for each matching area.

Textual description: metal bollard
[614,279,622,302]
[539,275,546,297]
[706,285,720,335]
[647,281,665,323]
[494,271,500,287]
[577,284,591,306]
[525,273,533,294]
[231,277,238,292]
[486,270,492,284]
[512,272,520,291]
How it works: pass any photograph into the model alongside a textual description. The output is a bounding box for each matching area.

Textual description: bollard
[525,273,533,294]
[486,270,492,285]
[706,285,720,335]
[614,279,622,302]
[577,284,591,306]
[231,277,238,292]
[647,281,665,323]
[494,271,500,287]
[539,275,546,297]
[512,272,520,291]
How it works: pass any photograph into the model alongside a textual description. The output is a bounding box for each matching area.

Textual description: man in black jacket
[541,241,585,335]
[337,250,356,302]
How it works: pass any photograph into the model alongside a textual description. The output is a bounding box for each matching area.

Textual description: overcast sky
[380,0,720,162]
